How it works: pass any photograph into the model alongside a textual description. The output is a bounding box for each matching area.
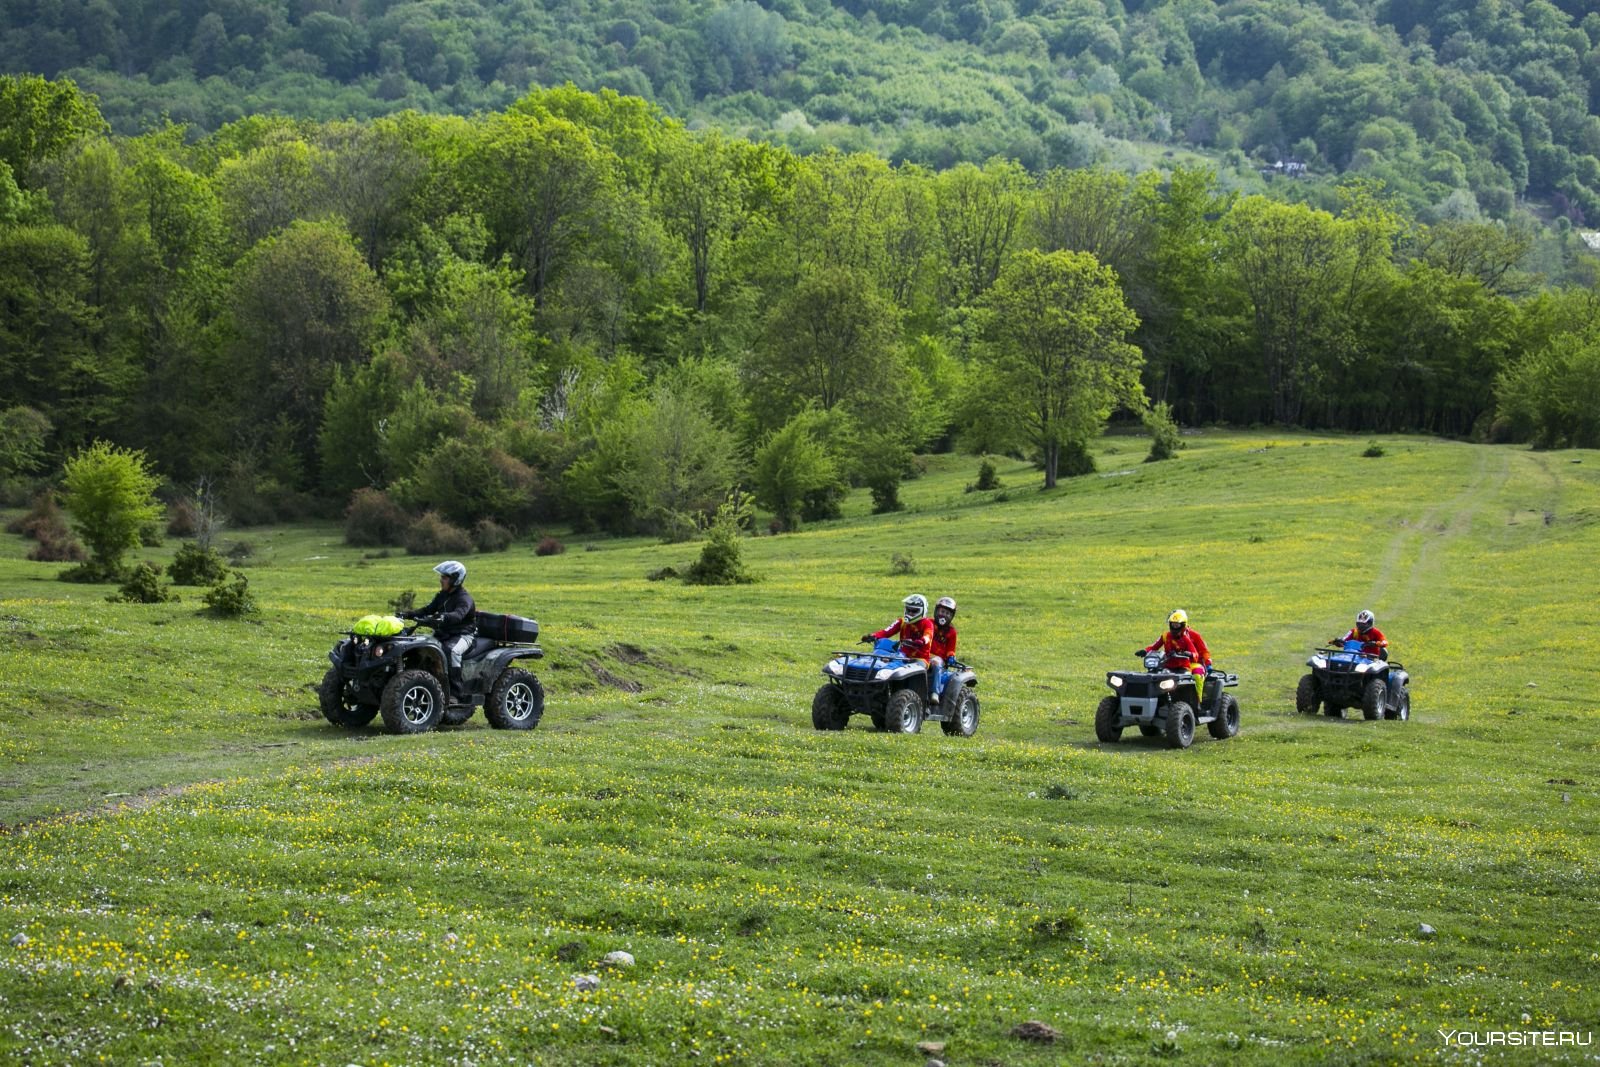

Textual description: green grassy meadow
[1,430,1597,1065]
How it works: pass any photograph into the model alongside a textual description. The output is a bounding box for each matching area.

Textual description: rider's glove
[1134,648,1146,657]
[398,611,415,620]
[860,634,873,644]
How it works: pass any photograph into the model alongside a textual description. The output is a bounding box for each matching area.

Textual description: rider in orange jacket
[864,593,935,662]
[1336,609,1388,659]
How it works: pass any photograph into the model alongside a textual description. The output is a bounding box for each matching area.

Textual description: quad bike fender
[465,647,544,688]
[950,668,977,688]
[400,645,447,678]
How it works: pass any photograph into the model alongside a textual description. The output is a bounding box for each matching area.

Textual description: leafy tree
[745,265,901,427]
[0,75,107,188]
[0,406,52,480]
[978,249,1144,488]
[61,440,162,578]
[613,384,742,541]
[931,159,1028,307]
[227,220,391,480]
[0,224,104,445]
[751,408,845,531]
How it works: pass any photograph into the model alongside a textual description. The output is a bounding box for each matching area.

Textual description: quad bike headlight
[874,668,895,680]
[374,643,389,658]
[1310,655,1327,669]
[1159,679,1176,691]
[1108,675,1123,688]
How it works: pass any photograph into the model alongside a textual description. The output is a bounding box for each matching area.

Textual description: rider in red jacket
[1141,609,1210,685]
[865,593,935,662]
[1336,609,1388,658]
[928,596,959,695]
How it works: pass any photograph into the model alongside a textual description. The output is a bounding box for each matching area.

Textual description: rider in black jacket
[400,560,477,697]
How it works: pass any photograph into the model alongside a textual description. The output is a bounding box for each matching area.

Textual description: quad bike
[1096,648,1240,749]
[319,611,545,734]
[1297,639,1410,721]
[813,638,980,736]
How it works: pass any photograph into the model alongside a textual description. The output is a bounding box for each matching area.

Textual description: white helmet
[434,560,467,586]
[935,596,957,619]
[902,593,928,622]
[1356,609,1375,631]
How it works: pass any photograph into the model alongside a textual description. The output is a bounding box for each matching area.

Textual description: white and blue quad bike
[813,638,980,736]
[1297,639,1410,721]
[1096,648,1240,749]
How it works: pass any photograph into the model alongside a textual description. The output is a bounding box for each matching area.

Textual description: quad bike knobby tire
[380,669,446,734]
[486,668,545,730]
[885,689,923,734]
[1389,687,1410,721]
[1295,674,1320,716]
[1207,693,1241,740]
[939,683,980,737]
[812,685,850,731]
[1361,678,1388,721]
[1164,700,1196,749]
[318,667,378,729]
[1094,695,1123,743]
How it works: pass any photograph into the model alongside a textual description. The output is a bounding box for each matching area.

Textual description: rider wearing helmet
[1139,609,1211,688]
[1336,609,1388,659]
[928,597,959,695]
[863,593,935,663]
[400,560,478,698]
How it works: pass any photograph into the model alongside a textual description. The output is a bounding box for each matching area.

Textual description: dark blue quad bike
[319,611,545,735]
[1096,649,1240,749]
[813,638,980,736]
[1297,639,1410,721]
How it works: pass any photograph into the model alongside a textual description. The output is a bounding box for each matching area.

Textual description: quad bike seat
[464,636,498,661]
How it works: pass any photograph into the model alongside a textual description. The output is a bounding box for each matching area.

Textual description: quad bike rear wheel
[380,669,446,734]
[1295,674,1320,716]
[487,668,544,730]
[1207,694,1241,739]
[318,668,378,729]
[885,689,923,734]
[1164,700,1196,749]
[1361,678,1388,721]
[812,684,850,731]
[939,683,979,737]
[1094,695,1123,743]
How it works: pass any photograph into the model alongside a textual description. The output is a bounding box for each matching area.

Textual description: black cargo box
[476,611,539,644]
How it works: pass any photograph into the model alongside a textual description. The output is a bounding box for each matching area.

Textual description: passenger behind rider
[1335,609,1388,660]
[928,596,958,697]
[399,560,477,699]
[1139,609,1211,692]
[863,593,935,666]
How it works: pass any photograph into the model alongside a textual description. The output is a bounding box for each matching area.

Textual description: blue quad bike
[1096,649,1241,749]
[1297,639,1410,721]
[813,638,980,736]
[319,611,545,734]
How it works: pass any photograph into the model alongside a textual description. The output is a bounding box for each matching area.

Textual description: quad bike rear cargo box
[477,611,539,644]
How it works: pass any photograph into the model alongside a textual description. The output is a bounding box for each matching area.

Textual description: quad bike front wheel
[1094,695,1122,743]
[1361,678,1388,721]
[487,668,545,730]
[380,669,446,734]
[1207,694,1241,740]
[1164,700,1196,749]
[939,684,980,737]
[318,668,378,729]
[812,684,850,731]
[885,689,923,734]
[1295,675,1320,716]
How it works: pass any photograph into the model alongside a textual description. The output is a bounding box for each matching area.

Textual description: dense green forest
[3,0,1600,226]
[2,74,1598,556]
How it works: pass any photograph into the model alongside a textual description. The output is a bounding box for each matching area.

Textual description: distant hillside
[2,0,1598,219]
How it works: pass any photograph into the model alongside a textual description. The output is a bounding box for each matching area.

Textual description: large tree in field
[227,220,390,477]
[1223,190,1398,424]
[980,249,1143,488]
[744,265,901,428]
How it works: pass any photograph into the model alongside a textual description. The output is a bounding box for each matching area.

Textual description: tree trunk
[1043,442,1058,489]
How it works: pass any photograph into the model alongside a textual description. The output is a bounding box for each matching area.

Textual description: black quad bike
[1096,649,1240,749]
[1296,640,1411,721]
[812,638,980,736]
[319,611,545,734]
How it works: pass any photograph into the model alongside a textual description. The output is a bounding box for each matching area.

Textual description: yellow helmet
[1168,609,1188,625]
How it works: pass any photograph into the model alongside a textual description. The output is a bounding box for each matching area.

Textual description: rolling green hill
[3,0,1600,221]
[1,429,1595,1063]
